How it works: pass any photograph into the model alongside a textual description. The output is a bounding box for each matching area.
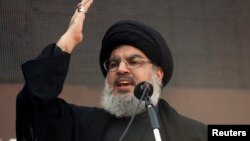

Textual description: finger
[81,0,93,9]
[77,5,87,14]
[81,0,89,5]
[77,0,94,14]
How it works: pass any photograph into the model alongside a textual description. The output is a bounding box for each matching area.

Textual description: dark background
[1,0,250,140]
[1,0,250,88]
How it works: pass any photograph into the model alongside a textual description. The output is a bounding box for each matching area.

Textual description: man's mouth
[117,80,131,86]
[114,77,135,93]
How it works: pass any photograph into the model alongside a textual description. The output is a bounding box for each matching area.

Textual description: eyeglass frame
[103,55,154,72]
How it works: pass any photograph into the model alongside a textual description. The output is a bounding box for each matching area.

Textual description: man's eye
[109,61,118,68]
[128,58,141,66]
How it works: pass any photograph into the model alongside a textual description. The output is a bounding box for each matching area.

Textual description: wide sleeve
[16,43,76,141]
[20,44,70,106]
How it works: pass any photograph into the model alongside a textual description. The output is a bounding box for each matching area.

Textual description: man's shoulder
[69,104,106,116]
[158,99,207,140]
[159,99,206,125]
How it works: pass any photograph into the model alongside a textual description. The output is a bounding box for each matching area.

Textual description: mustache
[114,75,136,86]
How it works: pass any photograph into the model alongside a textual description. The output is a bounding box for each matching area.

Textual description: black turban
[99,20,173,87]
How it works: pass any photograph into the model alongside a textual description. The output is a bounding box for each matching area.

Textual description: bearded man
[16,0,207,141]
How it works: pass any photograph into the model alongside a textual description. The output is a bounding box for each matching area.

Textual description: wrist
[56,32,81,54]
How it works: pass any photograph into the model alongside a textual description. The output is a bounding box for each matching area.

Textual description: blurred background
[1,0,250,140]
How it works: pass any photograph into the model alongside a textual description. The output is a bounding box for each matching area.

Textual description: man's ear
[156,67,164,81]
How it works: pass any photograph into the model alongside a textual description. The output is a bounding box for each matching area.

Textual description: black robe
[16,44,207,141]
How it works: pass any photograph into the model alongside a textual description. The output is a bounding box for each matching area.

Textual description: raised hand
[57,0,94,53]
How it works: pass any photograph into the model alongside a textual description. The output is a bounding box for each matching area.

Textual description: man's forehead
[110,45,148,58]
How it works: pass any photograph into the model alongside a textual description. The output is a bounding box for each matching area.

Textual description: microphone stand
[144,94,162,141]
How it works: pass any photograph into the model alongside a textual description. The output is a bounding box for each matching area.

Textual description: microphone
[119,81,162,141]
[118,81,154,141]
[134,81,153,101]
[134,81,162,141]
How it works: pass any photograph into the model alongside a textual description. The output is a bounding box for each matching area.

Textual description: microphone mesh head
[134,81,153,100]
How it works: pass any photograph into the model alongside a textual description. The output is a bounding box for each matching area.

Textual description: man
[16,0,207,140]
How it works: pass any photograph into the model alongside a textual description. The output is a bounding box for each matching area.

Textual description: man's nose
[117,61,130,73]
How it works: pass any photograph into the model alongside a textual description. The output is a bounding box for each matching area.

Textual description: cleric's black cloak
[16,44,207,141]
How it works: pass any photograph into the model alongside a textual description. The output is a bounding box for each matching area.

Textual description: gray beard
[101,70,162,118]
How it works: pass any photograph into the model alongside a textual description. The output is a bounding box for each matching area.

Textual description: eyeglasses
[103,55,152,72]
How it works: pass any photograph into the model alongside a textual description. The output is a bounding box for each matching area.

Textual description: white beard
[101,70,162,118]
